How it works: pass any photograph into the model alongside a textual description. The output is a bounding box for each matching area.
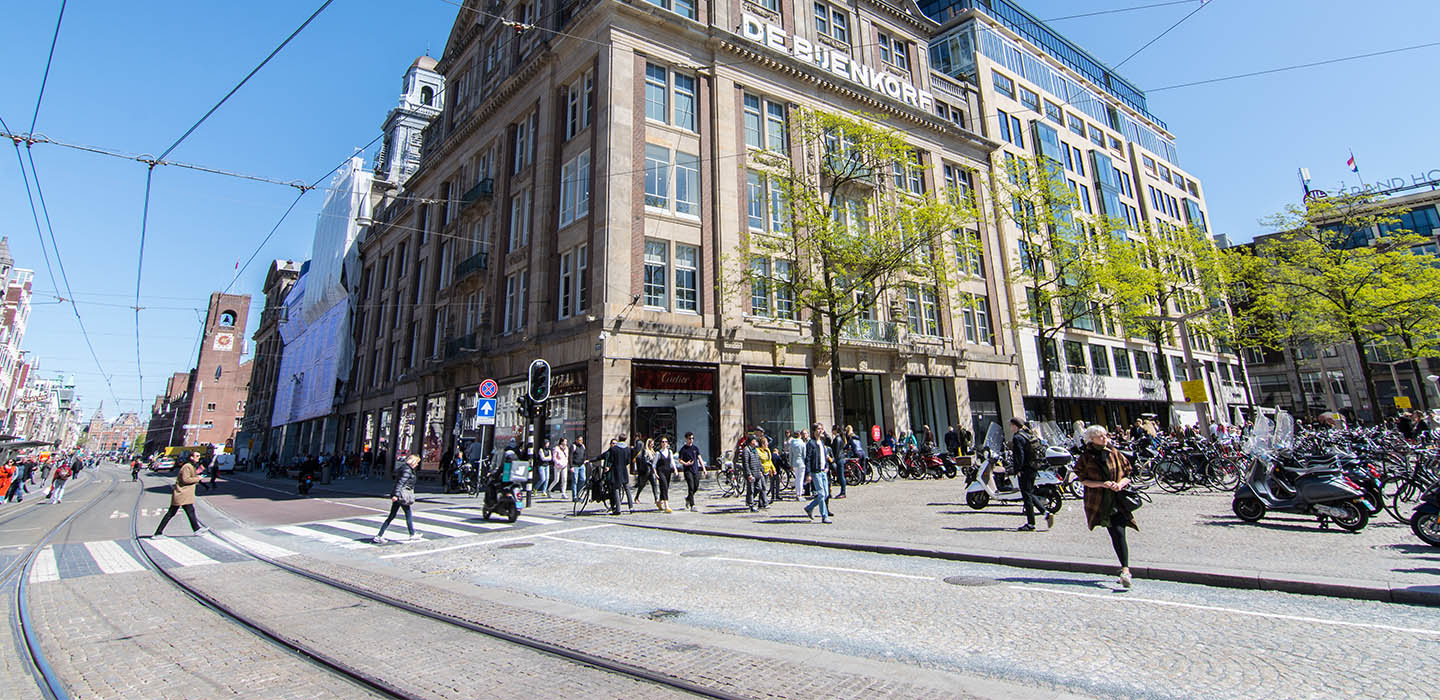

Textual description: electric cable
[1114,0,1214,69]
[1043,1,1196,23]
[28,0,67,134]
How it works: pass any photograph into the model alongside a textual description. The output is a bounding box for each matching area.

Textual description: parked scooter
[482,453,530,523]
[1230,412,1370,531]
[965,424,1063,513]
[1410,483,1440,547]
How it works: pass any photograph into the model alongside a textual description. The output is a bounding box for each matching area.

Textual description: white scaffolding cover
[303,157,371,323]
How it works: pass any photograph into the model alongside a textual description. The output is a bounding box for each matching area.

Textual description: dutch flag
[1347,151,1359,173]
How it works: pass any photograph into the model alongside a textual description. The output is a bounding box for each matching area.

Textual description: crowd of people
[0,452,94,505]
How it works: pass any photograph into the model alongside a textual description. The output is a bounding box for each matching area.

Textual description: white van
[212,453,236,473]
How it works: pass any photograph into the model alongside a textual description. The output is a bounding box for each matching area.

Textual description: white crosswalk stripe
[218,531,296,559]
[28,545,59,583]
[84,540,146,574]
[405,510,509,530]
[147,537,220,567]
[518,515,559,525]
[353,515,476,538]
[274,525,370,549]
[313,519,386,539]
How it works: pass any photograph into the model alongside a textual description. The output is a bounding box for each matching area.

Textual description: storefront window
[377,407,393,464]
[421,395,447,472]
[634,366,715,464]
[397,399,417,459]
[546,368,589,447]
[743,372,811,446]
[362,411,375,455]
[906,376,957,440]
[495,380,527,448]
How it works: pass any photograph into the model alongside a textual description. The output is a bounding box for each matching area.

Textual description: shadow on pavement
[995,575,1111,590]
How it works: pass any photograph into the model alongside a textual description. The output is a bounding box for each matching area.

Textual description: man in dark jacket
[1009,417,1051,531]
[603,435,632,514]
[803,423,831,523]
[944,426,960,456]
[740,436,768,512]
[829,425,848,499]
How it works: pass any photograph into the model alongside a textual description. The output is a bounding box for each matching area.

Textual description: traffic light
[527,359,551,403]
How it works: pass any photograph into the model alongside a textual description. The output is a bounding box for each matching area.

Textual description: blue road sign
[477,398,497,425]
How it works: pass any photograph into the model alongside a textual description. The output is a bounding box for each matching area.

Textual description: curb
[605,520,1440,607]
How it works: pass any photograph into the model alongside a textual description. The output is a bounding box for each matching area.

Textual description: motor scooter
[1410,483,1440,547]
[482,458,530,523]
[1231,454,1370,531]
[964,426,1063,513]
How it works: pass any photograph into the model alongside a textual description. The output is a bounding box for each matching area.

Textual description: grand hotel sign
[739,13,935,112]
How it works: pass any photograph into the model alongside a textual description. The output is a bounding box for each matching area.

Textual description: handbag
[1116,486,1146,513]
[400,486,416,505]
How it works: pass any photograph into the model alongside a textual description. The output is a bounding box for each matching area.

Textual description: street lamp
[1136,306,1223,437]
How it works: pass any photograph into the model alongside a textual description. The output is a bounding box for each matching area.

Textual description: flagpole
[1349,148,1367,189]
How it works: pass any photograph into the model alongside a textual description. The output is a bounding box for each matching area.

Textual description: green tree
[992,153,1138,420]
[732,108,981,426]
[1247,193,1440,419]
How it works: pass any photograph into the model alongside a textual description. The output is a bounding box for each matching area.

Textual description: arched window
[420,86,434,105]
[218,310,236,328]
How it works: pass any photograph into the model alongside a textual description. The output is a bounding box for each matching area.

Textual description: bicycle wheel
[845,462,864,486]
[1155,461,1190,493]
[878,457,898,481]
[1388,477,1428,523]
[1208,457,1242,491]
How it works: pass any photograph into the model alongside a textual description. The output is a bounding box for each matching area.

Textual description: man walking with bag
[1010,417,1053,532]
[151,452,209,538]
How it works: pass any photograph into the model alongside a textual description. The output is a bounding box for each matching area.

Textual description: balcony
[841,318,898,345]
[453,250,489,283]
[461,178,494,210]
[444,331,478,360]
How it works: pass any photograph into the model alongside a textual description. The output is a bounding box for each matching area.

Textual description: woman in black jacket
[372,454,419,544]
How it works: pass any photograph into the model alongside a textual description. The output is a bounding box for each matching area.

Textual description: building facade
[0,237,36,429]
[925,0,1248,429]
[237,260,302,460]
[333,0,1036,475]
[145,293,253,451]
[1243,183,1440,420]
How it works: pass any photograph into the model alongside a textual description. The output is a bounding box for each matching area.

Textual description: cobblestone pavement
[272,552,1059,699]
[171,560,699,699]
[516,477,1440,591]
[382,523,1440,700]
[27,570,380,699]
[2,587,46,700]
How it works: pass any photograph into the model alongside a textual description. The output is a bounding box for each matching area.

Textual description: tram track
[127,472,741,699]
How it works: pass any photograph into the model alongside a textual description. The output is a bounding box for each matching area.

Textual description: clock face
[213,332,235,352]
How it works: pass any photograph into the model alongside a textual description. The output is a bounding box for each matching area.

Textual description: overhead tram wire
[131,0,336,415]
[1113,0,1215,69]
[223,132,383,294]
[28,0,67,134]
[1043,1,1196,23]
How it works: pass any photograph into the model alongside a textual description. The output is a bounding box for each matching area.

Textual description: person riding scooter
[482,440,528,522]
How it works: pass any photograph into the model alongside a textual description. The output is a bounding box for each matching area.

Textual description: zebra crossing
[22,508,562,582]
[26,533,257,583]
[259,506,560,548]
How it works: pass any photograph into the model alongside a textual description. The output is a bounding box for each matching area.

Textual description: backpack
[55,464,72,480]
[1022,431,1044,468]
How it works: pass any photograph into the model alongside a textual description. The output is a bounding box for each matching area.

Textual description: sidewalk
[520,478,1440,605]
[222,467,446,499]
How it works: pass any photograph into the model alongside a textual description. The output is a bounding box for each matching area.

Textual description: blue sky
[2,0,1438,418]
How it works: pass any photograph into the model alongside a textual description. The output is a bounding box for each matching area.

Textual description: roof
[412,55,438,71]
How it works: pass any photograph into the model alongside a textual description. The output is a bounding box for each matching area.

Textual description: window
[1090,345,1111,375]
[558,252,573,319]
[750,257,770,316]
[565,70,594,140]
[894,149,925,194]
[1112,347,1132,377]
[508,188,531,249]
[1142,155,1157,175]
[512,112,535,173]
[746,170,788,233]
[644,240,668,308]
[1067,113,1085,137]
[877,31,909,71]
[992,70,1015,99]
[744,92,787,152]
[1018,86,1039,112]
[1088,123,1105,147]
[1043,101,1063,124]
[960,293,993,345]
[1038,337,1059,371]
[559,150,591,227]
[202,421,214,430]
[645,144,670,208]
[1133,350,1154,379]
[1064,340,1087,373]
[644,0,695,20]
[503,270,527,334]
[205,402,217,412]
[645,145,700,217]
[906,286,940,336]
[644,63,697,131]
[773,259,794,320]
[995,111,1023,149]
[675,245,699,313]
[814,3,849,43]
[1172,355,1188,381]
[943,163,972,205]
[576,244,589,313]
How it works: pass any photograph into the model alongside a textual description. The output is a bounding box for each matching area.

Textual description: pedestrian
[803,423,832,524]
[47,459,73,504]
[758,435,780,504]
[633,437,660,510]
[371,454,419,544]
[151,453,210,538]
[1074,425,1137,588]
[0,460,14,503]
[786,429,806,499]
[1009,417,1052,532]
[570,436,589,502]
[655,436,677,513]
[201,452,220,491]
[603,434,632,514]
[830,426,848,499]
[944,426,960,457]
[552,437,570,499]
[8,460,34,502]
[677,432,704,511]
[740,436,768,512]
[536,439,553,497]
[959,424,973,455]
